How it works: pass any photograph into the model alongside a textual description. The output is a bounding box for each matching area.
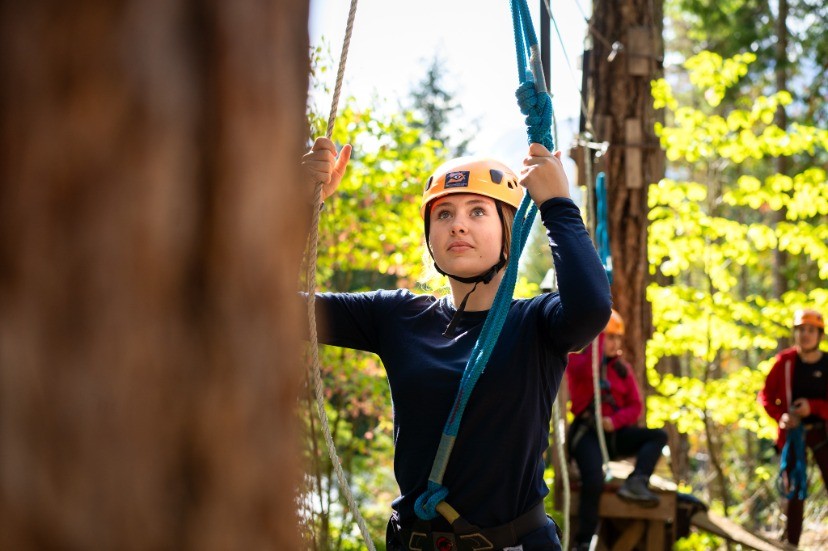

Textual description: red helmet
[605,309,625,336]
[794,308,824,330]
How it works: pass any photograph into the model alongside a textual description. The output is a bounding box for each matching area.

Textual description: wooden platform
[566,461,793,551]
[689,510,796,551]
[569,462,676,551]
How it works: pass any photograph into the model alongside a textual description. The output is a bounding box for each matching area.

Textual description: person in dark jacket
[566,309,668,551]
[759,308,827,546]
[302,136,612,551]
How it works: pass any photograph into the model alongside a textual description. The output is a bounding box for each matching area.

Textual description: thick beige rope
[305,1,375,549]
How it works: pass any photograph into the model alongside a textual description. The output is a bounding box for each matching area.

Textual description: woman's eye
[472,207,486,216]
[436,210,451,220]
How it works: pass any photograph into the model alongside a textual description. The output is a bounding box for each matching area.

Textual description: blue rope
[778,425,808,500]
[595,172,613,284]
[511,0,554,151]
[414,0,553,521]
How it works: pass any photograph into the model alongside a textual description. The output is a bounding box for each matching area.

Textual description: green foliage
[673,531,724,550]
[667,0,828,126]
[647,51,827,522]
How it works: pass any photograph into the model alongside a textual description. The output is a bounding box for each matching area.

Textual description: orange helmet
[421,157,524,218]
[605,309,625,335]
[794,308,824,330]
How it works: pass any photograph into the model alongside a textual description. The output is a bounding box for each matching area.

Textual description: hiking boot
[617,475,660,508]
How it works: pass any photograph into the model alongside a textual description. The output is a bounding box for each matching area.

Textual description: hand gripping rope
[413,0,554,522]
[305,1,376,549]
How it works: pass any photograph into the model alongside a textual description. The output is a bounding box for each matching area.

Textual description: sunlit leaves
[311,101,446,288]
[646,50,827,485]
[684,51,756,106]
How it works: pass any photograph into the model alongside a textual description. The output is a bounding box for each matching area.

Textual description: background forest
[302,0,828,549]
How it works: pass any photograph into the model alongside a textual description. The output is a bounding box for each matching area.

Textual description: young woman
[759,308,827,546]
[302,136,611,550]
[566,310,668,550]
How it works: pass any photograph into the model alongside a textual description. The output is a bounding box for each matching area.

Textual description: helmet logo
[445,170,470,188]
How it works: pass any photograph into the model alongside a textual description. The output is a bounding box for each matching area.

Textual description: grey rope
[552,399,570,548]
[591,337,611,476]
[306,1,375,549]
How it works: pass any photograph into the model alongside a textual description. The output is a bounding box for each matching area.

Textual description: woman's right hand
[301,137,352,202]
[780,412,800,429]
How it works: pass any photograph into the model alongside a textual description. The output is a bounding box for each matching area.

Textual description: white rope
[591,336,611,477]
[581,129,610,478]
[552,398,570,549]
[305,0,375,549]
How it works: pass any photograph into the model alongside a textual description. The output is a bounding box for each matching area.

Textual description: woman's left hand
[791,398,811,418]
[519,143,571,206]
[601,416,615,433]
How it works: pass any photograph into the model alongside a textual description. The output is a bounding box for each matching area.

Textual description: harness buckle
[458,532,494,550]
[432,531,457,550]
[408,530,427,550]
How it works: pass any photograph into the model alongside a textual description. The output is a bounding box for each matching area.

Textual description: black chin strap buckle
[442,280,481,338]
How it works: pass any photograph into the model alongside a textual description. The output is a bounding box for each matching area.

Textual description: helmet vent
[425,176,433,191]
[490,169,504,184]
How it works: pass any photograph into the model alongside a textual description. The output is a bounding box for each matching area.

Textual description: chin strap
[425,204,509,337]
[442,280,481,338]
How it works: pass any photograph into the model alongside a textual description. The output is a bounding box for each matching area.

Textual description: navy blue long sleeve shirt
[314,197,611,527]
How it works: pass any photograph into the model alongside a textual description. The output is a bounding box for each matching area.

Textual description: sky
[308,0,592,175]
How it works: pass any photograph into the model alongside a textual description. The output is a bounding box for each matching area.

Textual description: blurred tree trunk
[588,0,664,399]
[0,1,311,549]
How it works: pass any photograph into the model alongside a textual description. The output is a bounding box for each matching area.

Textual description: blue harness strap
[414,0,555,522]
[595,171,613,284]
[778,425,808,500]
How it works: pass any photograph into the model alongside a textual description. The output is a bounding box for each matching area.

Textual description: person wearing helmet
[759,308,827,546]
[302,137,611,551]
[565,309,668,551]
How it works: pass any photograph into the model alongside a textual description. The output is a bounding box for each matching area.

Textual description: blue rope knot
[414,481,450,520]
[515,80,554,151]
[778,424,808,500]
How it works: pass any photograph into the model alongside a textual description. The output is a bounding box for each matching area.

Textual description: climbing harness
[412,0,552,525]
[304,1,376,549]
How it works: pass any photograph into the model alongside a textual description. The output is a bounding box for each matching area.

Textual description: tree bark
[773,0,789,346]
[588,0,665,398]
[0,1,311,549]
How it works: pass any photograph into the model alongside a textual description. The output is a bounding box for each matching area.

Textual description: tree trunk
[0,1,311,549]
[588,0,664,399]
[773,0,789,352]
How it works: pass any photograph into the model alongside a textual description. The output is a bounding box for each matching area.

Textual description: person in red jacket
[566,309,668,551]
[759,308,827,546]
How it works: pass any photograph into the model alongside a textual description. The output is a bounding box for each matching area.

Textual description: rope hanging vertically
[778,425,808,501]
[305,1,375,549]
[594,171,612,284]
[591,336,611,476]
[414,0,554,522]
